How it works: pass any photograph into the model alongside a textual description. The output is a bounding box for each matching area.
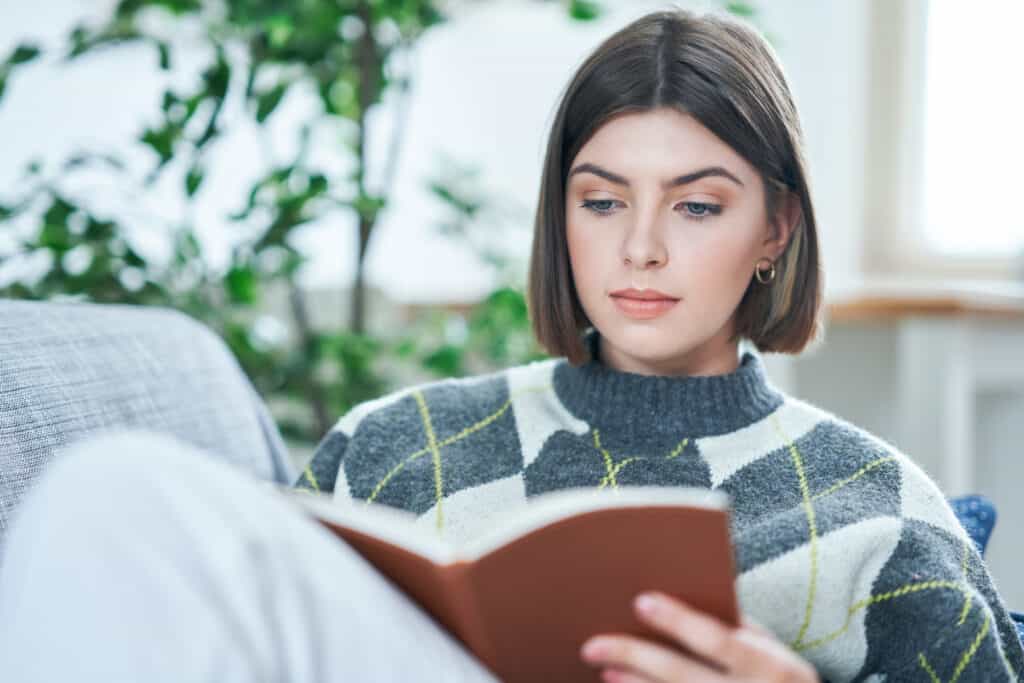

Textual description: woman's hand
[580,592,819,682]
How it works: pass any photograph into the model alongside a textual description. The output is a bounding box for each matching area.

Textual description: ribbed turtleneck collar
[552,329,783,438]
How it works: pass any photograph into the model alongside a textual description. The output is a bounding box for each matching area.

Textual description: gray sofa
[0,299,297,565]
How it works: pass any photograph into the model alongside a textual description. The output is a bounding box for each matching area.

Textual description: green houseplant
[0,0,757,445]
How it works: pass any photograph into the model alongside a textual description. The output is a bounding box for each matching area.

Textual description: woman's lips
[610,294,679,320]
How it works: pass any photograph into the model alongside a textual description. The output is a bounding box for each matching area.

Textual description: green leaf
[156,40,171,70]
[150,0,202,16]
[160,90,178,112]
[568,0,602,21]
[112,1,200,22]
[183,92,204,120]
[140,123,180,164]
[255,82,289,123]
[352,193,386,222]
[264,14,294,49]
[39,198,76,251]
[185,163,204,196]
[422,344,463,377]
[725,2,757,18]
[67,26,90,59]
[64,18,143,61]
[84,217,116,241]
[392,338,417,358]
[307,173,328,196]
[114,0,142,19]
[122,244,147,267]
[225,264,258,304]
[42,197,75,229]
[202,49,230,99]
[8,43,41,65]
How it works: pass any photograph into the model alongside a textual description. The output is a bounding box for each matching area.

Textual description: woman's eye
[579,199,722,220]
[580,199,619,215]
[678,202,723,221]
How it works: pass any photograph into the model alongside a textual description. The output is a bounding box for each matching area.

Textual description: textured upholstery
[0,299,295,564]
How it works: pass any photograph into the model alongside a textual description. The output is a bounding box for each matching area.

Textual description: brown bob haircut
[527,8,822,366]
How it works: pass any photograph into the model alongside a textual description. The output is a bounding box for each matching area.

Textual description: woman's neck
[597,330,741,377]
[552,329,783,439]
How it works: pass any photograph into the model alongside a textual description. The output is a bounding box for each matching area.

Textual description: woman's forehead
[571,109,756,186]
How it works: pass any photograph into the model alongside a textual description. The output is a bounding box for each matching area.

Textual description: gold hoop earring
[754,258,776,284]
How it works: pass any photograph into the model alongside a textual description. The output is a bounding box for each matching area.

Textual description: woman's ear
[764,191,801,260]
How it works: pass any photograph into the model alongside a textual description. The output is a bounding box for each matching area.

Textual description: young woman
[1,7,1021,683]
[295,8,1024,682]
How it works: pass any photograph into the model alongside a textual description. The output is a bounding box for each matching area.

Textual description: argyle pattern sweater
[295,331,1024,682]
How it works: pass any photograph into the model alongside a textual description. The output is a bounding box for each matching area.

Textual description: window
[921,1,1024,257]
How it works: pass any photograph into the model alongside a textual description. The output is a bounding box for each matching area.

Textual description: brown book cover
[282,486,738,683]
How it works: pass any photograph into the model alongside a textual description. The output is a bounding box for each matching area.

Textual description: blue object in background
[949,494,1024,644]
[951,494,997,555]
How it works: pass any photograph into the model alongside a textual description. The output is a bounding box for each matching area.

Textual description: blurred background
[2,0,1023,603]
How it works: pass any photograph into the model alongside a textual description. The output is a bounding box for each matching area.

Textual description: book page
[281,487,457,563]
[457,485,729,560]
[280,484,729,565]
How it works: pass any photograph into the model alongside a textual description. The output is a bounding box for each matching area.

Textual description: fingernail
[635,593,658,615]
[581,639,606,660]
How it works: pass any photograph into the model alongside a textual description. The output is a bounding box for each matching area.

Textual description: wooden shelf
[826,280,1024,322]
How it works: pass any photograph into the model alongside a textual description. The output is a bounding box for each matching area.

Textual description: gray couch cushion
[0,299,295,560]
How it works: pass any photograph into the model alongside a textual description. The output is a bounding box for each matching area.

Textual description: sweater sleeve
[293,428,350,495]
[291,387,418,497]
[856,462,1024,681]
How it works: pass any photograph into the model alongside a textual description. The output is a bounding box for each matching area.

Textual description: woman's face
[565,107,793,377]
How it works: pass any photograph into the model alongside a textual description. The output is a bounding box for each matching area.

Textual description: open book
[282,485,738,683]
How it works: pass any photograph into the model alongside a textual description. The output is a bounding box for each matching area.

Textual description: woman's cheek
[569,226,612,283]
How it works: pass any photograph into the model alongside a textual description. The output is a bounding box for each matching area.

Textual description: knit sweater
[295,330,1024,682]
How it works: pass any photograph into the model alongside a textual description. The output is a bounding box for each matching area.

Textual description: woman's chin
[598,325,699,363]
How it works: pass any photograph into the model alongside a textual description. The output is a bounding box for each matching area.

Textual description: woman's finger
[631,593,820,682]
[580,633,731,683]
[632,591,752,671]
[741,613,773,638]
[599,666,652,683]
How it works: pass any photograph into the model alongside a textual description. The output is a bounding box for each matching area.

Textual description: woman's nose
[622,217,669,269]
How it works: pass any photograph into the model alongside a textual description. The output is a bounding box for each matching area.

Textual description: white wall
[976,389,1024,608]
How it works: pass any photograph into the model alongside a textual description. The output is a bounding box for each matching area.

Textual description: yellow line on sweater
[795,580,966,652]
[365,383,551,503]
[413,390,445,533]
[598,457,637,489]
[367,456,414,503]
[949,615,991,683]
[918,653,942,683]
[773,414,819,649]
[810,456,896,502]
[440,383,552,449]
[665,437,689,459]
[593,430,619,489]
[592,434,691,489]
[303,466,321,492]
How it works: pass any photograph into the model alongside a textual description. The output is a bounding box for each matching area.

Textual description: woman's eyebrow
[567,162,744,188]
